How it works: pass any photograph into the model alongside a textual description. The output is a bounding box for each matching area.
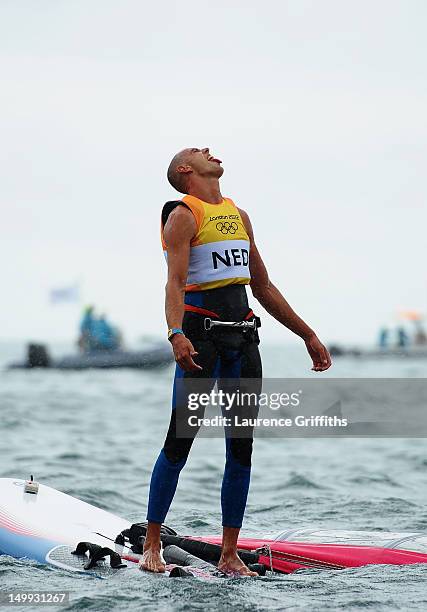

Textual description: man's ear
[177,164,192,175]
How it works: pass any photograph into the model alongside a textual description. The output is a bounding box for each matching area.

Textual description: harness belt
[204,316,261,331]
[185,305,255,319]
[184,303,260,334]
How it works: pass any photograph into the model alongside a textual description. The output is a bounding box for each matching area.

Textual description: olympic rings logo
[216,221,238,234]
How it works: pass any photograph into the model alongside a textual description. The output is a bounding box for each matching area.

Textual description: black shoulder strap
[161,200,190,228]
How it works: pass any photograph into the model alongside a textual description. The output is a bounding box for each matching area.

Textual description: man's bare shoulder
[164,204,196,243]
[167,204,194,222]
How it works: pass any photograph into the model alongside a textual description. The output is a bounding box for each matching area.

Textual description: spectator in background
[93,314,120,351]
[378,327,389,349]
[78,307,121,352]
[78,305,96,352]
[396,327,409,348]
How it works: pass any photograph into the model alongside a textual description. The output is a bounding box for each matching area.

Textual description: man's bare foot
[138,546,166,573]
[218,552,258,577]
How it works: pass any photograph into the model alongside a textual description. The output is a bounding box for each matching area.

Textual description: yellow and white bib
[162,195,251,292]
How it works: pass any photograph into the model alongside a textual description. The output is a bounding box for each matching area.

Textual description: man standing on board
[140,147,332,575]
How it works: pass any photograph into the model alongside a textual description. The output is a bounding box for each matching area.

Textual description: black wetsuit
[146,285,262,528]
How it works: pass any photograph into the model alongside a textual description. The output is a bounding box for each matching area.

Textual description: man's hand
[171,334,202,372]
[305,335,332,371]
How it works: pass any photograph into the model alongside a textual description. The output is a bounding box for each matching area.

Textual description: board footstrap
[72,542,126,569]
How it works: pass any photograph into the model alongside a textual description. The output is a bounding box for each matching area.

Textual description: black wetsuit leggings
[146,285,262,528]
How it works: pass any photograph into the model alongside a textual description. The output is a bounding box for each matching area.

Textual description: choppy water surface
[1,342,426,611]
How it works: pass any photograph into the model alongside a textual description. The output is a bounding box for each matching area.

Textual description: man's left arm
[239,208,332,372]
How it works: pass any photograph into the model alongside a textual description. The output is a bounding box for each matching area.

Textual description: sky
[0,0,426,346]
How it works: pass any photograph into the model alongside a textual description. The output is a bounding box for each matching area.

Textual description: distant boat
[7,342,174,370]
[329,344,427,359]
[331,312,427,359]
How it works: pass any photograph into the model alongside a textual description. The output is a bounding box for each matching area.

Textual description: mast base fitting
[24,476,39,495]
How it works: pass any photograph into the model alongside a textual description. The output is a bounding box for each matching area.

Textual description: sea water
[1,342,426,611]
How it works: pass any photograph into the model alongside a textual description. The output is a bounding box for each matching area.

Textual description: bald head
[167,149,192,194]
[167,147,224,194]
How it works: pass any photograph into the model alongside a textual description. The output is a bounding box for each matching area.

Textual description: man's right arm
[163,206,202,371]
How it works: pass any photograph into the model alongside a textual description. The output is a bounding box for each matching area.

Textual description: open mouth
[207,154,222,164]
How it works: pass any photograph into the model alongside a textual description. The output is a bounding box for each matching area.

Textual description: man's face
[184,147,224,179]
